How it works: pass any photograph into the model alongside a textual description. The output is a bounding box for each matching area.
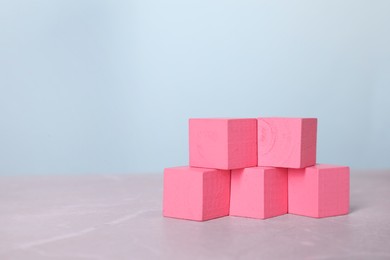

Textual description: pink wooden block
[189,118,257,170]
[288,164,350,218]
[230,167,288,219]
[163,166,230,221]
[258,117,317,168]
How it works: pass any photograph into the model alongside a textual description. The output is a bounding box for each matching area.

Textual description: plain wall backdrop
[1,0,389,175]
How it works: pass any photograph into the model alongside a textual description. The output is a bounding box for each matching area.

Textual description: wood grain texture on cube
[257,117,317,168]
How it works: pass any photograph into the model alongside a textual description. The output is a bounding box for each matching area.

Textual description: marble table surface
[1,170,390,260]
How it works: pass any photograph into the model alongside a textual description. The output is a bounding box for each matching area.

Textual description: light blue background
[1,0,389,174]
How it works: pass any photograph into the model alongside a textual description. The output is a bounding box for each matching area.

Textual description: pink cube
[163,166,230,221]
[189,118,257,170]
[258,117,317,168]
[230,167,288,219]
[288,164,350,218]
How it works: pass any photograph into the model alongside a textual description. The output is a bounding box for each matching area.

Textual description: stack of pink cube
[163,118,349,221]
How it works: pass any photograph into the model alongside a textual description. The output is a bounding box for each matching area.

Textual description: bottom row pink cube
[230,167,288,219]
[288,164,350,218]
[163,166,230,221]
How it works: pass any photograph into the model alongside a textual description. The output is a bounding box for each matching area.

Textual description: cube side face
[202,170,231,220]
[230,168,265,219]
[257,118,302,168]
[300,118,317,168]
[189,119,229,169]
[318,166,350,217]
[227,119,258,169]
[163,167,203,221]
[288,167,319,217]
[263,168,288,218]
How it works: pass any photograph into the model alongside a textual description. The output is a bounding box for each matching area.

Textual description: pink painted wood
[230,167,288,219]
[163,166,231,221]
[257,117,317,168]
[288,164,350,218]
[189,118,257,170]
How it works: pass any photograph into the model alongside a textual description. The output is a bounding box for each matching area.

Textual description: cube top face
[230,167,287,219]
[166,166,215,174]
[257,117,317,168]
[234,166,277,174]
[288,164,350,218]
[312,164,349,170]
[163,166,230,221]
[189,118,257,170]
[190,118,256,121]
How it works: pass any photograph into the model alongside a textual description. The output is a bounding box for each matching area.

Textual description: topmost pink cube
[258,117,317,169]
[189,118,257,170]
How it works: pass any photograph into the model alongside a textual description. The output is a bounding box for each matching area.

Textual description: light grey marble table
[1,170,389,260]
